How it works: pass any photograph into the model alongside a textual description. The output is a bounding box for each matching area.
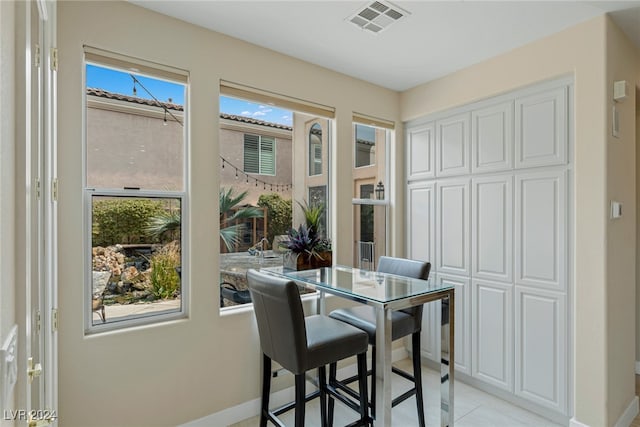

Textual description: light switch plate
[0,325,18,414]
[611,201,623,219]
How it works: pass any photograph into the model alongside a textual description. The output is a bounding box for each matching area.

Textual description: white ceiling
[129,1,640,92]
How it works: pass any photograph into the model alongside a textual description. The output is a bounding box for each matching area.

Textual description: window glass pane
[308,186,327,238]
[309,123,322,176]
[352,122,389,269]
[355,124,376,168]
[85,58,187,331]
[85,64,185,191]
[91,195,182,325]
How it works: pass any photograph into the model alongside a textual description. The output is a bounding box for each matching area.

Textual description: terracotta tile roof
[219,113,292,131]
[86,88,293,131]
[87,87,184,111]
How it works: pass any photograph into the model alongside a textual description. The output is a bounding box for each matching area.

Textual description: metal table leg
[374,306,393,426]
[441,290,455,426]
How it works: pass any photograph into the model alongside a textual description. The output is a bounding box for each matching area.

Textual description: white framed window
[84,49,189,333]
[351,115,393,269]
[244,134,276,175]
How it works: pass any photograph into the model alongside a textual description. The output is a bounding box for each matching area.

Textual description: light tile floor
[231,358,562,427]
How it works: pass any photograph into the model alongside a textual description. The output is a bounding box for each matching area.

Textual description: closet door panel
[407,182,435,264]
[516,171,566,291]
[515,86,567,168]
[436,113,470,177]
[472,101,513,173]
[407,123,435,181]
[515,287,566,413]
[472,175,513,283]
[472,279,513,391]
[439,274,471,375]
[437,179,470,277]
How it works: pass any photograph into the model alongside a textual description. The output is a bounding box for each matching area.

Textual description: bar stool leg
[328,362,337,426]
[357,352,369,426]
[370,347,376,419]
[295,374,306,427]
[319,366,328,427]
[260,354,271,427]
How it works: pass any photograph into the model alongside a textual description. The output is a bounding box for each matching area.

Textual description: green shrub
[149,244,181,299]
[92,198,164,246]
[258,193,292,244]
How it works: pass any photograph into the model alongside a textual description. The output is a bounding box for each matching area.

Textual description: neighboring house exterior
[86,88,293,205]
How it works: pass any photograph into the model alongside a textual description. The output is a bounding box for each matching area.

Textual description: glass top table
[262,265,455,427]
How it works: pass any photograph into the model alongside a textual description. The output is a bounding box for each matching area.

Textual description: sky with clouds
[86,64,293,126]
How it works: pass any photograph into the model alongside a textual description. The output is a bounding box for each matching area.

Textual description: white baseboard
[570,396,639,427]
[569,418,590,427]
[179,347,408,427]
[614,395,639,427]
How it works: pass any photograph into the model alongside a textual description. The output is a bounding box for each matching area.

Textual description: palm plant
[298,199,325,239]
[146,209,181,241]
[147,188,264,252]
[219,188,264,251]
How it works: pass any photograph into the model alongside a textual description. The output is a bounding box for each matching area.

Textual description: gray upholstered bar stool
[247,269,371,427]
[328,256,431,427]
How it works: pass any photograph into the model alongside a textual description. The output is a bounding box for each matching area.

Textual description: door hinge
[35,310,41,334]
[36,178,41,200]
[27,357,42,383]
[52,178,58,202]
[52,309,58,332]
[50,47,58,71]
[35,44,41,68]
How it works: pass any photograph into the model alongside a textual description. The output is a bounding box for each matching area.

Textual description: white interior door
[23,1,58,425]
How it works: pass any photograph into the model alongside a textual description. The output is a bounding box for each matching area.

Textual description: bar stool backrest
[247,269,308,375]
[377,256,431,327]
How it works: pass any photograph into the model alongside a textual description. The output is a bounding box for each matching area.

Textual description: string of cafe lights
[220,157,292,193]
[130,75,291,193]
[130,74,183,126]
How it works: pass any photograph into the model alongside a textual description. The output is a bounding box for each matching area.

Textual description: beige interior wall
[0,0,15,413]
[400,16,611,426]
[605,17,640,425]
[56,2,399,426]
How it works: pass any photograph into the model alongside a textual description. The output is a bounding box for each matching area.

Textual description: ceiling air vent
[347,1,409,34]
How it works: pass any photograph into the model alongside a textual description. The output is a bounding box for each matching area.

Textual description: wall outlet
[0,325,18,414]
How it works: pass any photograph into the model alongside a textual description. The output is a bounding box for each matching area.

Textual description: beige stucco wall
[0,0,16,422]
[56,2,399,426]
[219,123,292,206]
[605,17,639,426]
[401,14,640,426]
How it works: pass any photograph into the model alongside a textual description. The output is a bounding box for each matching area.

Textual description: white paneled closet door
[472,279,514,391]
[405,77,571,419]
[438,274,471,375]
[471,101,513,173]
[436,179,470,277]
[515,170,567,292]
[407,182,439,362]
[436,112,470,177]
[515,287,567,412]
[515,86,568,169]
[472,175,513,283]
[407,122,435,181]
